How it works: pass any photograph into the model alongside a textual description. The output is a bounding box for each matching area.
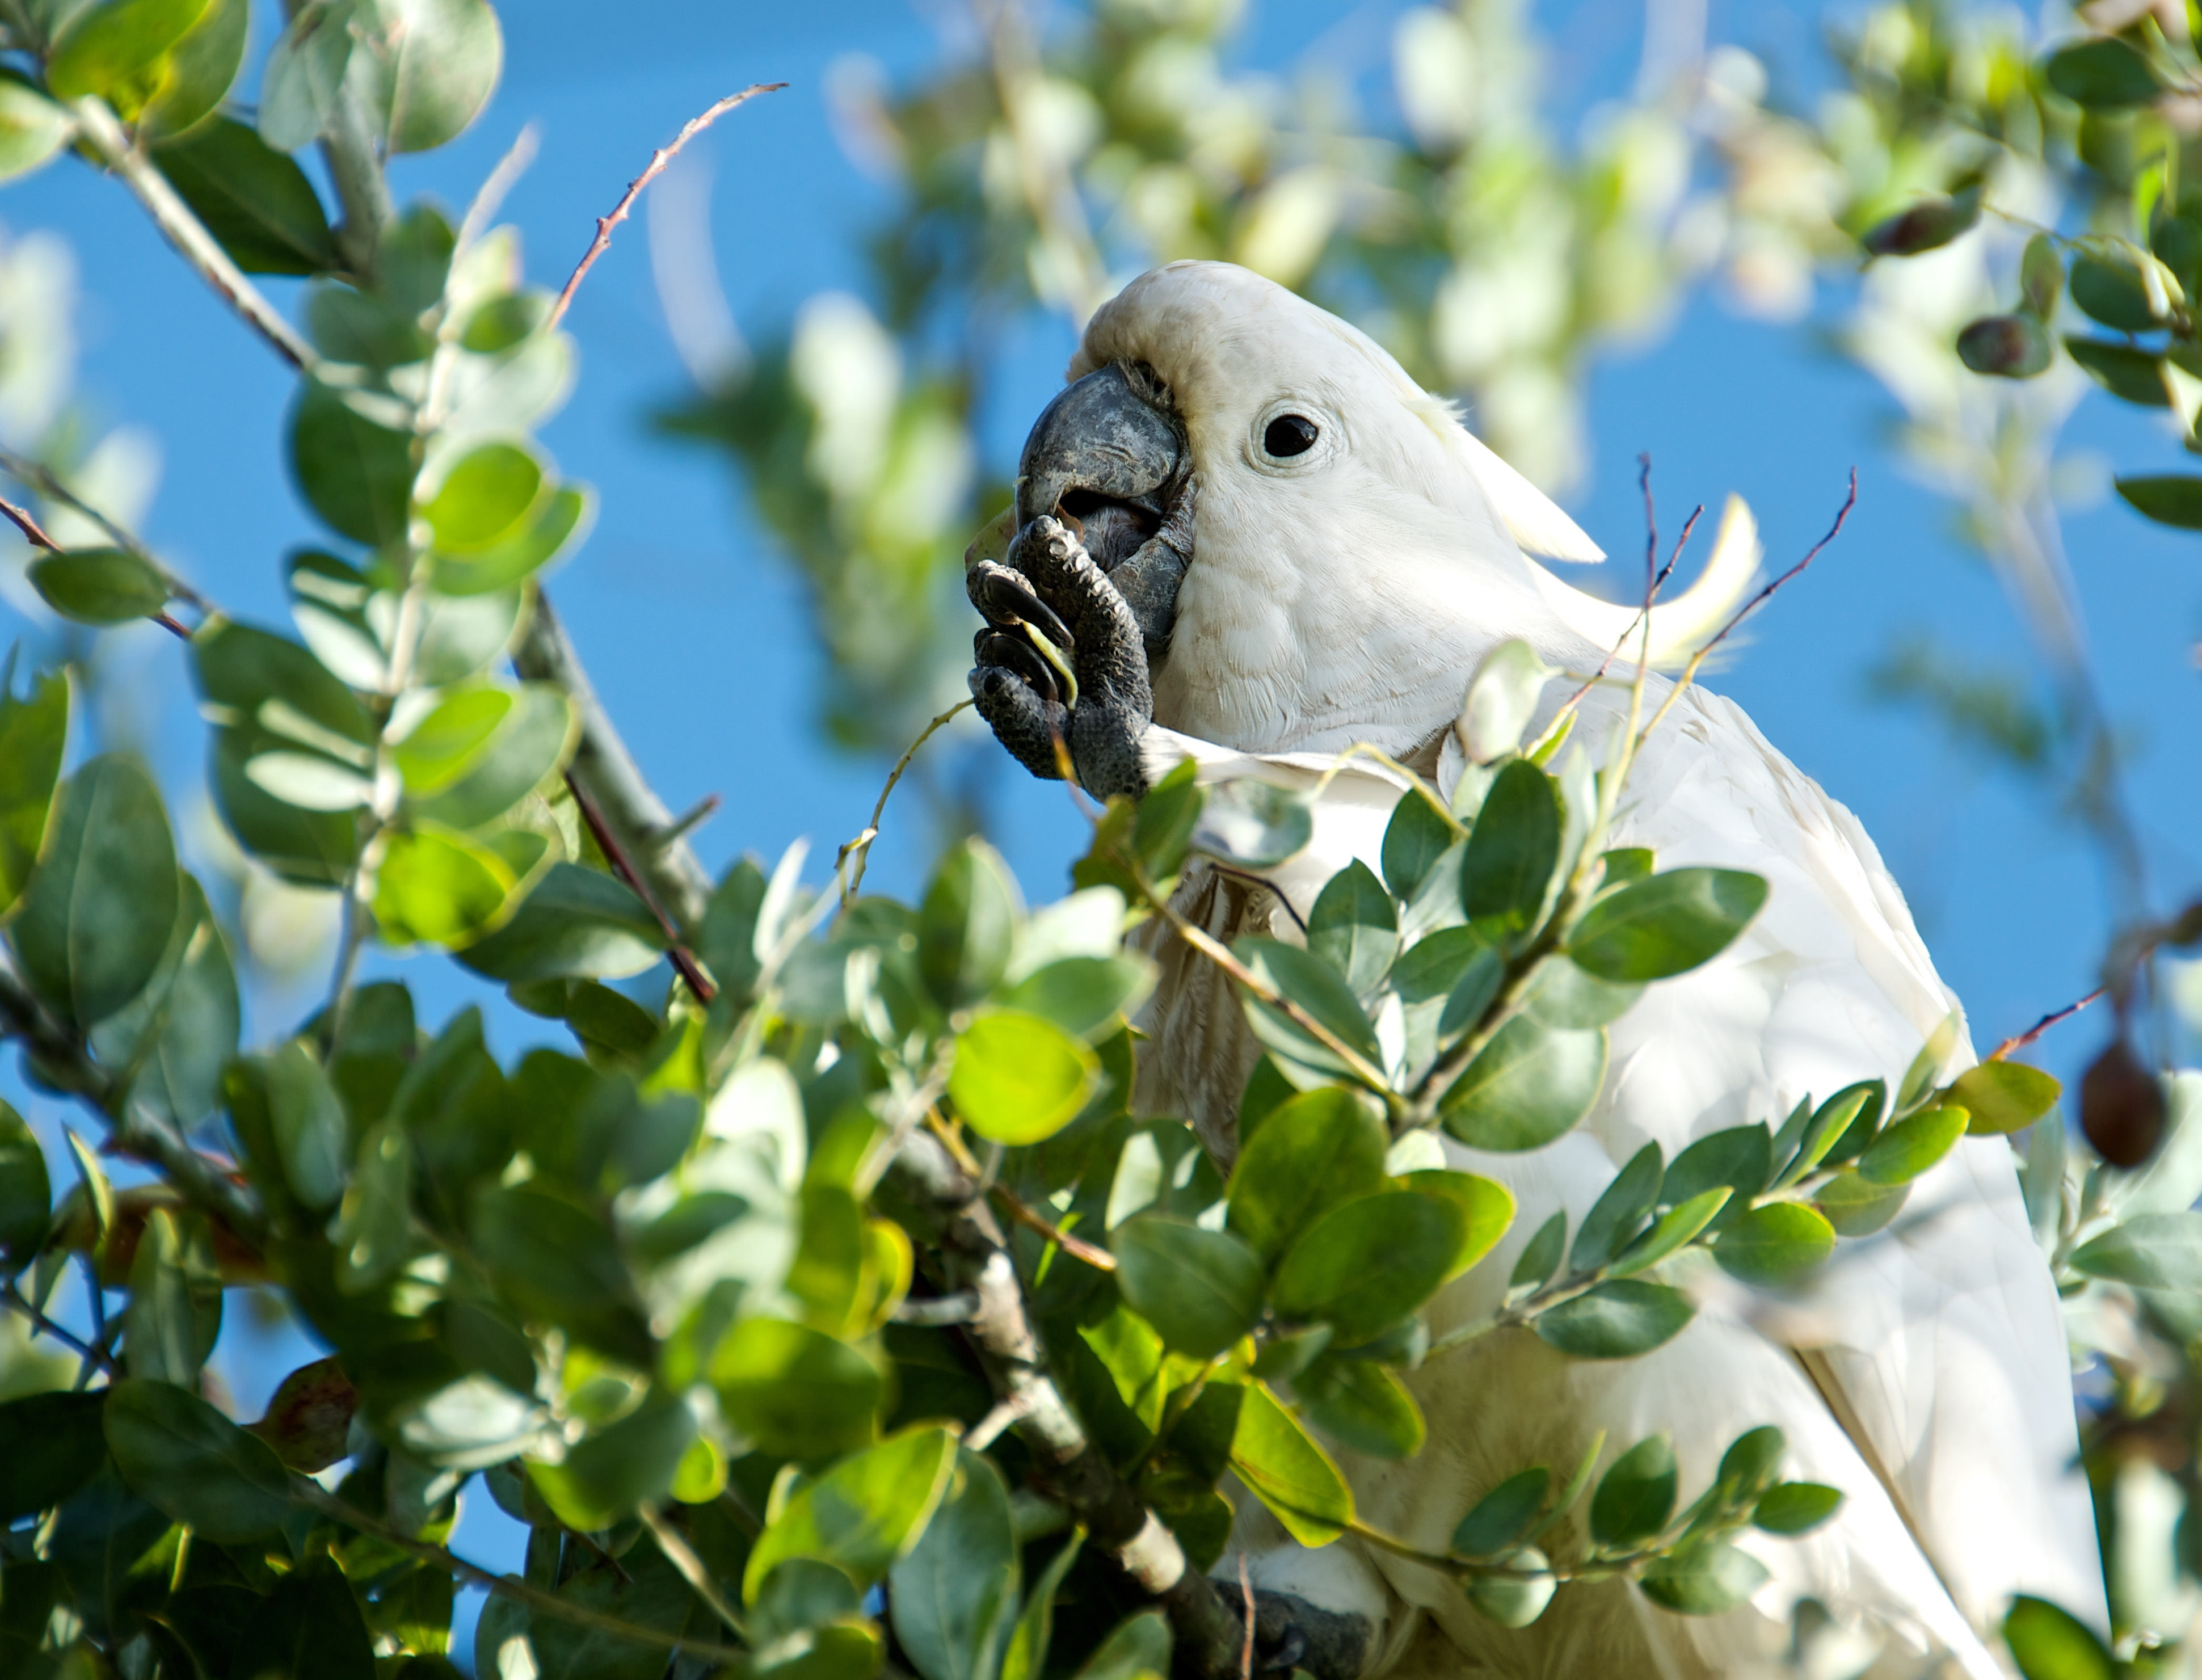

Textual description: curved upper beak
[1016,362,1186,530]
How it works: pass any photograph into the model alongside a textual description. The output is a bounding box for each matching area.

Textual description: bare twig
[988,1182,1115,1273]
[4,1282,116,1372]
[0,494,58,551]
[459,123,541,253]
[549,85,786,330]
[565,770,716,1003]
[1237,1555,1256,1680]
[1988,988,2105,1063]
[0,447,212,615]
[71,98,318,372]
[840,699,975,904]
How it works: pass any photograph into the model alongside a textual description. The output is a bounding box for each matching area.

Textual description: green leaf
[1637,1541,1769,1615]
[431,483,592,595]
[2114,474,2202,529]
[470,1184,653,1365]
[28,546,169,625]
[711,1316,881,1462]
[1381,788,1455,900]
[373,827,513,946]
[1660,1124,1770,1233]
[741,1424,959,1602]
[1239,937,1381,1064]
[290,378,415,542]
[409,683,576,832]
[1521,957,1641,1030]
[348,0,503,154]
[528,1390,694,1531]
[456,862,667,984]
[391,684,510,793]
[1193,777,1311,869]
[2022,234,2065,315]
[247,1356,356,1472]
[1228,1379,1353,1546]
[1815,1079,1888,1168]
[1956,314,2053,378]
[1272,1190,1466,1343]
[0,77,71,182]
[1752,1481,1842,1535]
[104,1377,292,1542]
[1001,1531,1083,1680]
[0,1390,104,1519]
[1946,1056,2061,1136]
[1568,868,1767,983]
[422,440,546,553]
[1450,1466,1547,1556]
[263,1039,347,1212]
[10,754,179,1026]
[1439,1017,1607,1152]
[890,1449,1018,1680]
[1459,759,1559,941]
[1814,1170,1909,1238]
[2068,1211,2202,1290]
[1712,1202,1834,1287]
[124,1205,221,1385]
[85,874,238,1127]
[999,954,1152,1042]
[1458,638,1554,761]
[1111,1216,1264,1359]
[0,1102,49,1270]
[2065,338,2167,406]
[1607,1187,1729,1277]
[138,0,246,141]
[1571,1144,1662,1273]
[2069,255,2159,331]
[1854,1105,1968,1186]
[1225,1086,1388,1262]
[1509,1211,1566,1294]
[1293,1354,1425,1459]
[1590,1435,1676,1548]
[2002,1595,2115,1680]
[1395,1169,1514,1278]
[1071,1611,1171,1680]
[2044,37,2161,109]
[44,0,209,98]
[1463,1551,1555,1628]
[1391,925,1488,1002]
[330,1117,411,1291]
[1859,193,1980,258]
[256,0,355,150]
[1129,760,1201,880]
[1308,860,1399,994]
[949,1010,1096,1146]
[153,116,335,274]
[920,838,1021,1009]
[0,663,66,916]
[1532,1280,1694,1358]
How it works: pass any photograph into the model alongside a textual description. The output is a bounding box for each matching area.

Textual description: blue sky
[2,0,2196,1657]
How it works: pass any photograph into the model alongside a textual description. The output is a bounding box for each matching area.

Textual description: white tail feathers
[1532,494,1763,670]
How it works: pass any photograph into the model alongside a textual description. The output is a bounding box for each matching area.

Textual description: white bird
[964,260,2103,1679]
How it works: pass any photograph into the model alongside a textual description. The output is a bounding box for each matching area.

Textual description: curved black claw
[1214,1585,1372,1680]
[965,517,1153,799]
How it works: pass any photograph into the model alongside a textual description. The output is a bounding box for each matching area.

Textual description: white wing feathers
[1138,680,2101,1674]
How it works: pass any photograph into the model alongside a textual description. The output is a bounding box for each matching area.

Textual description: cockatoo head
[1004,260,1757,756]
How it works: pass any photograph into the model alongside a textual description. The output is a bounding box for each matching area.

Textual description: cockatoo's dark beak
[1015,361,1193,656]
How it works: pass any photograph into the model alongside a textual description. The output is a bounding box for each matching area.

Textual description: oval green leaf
[1271,1190,1467,1343]
[949,1009,1096,1146]
[104,1376,292,1542]
[1531,1279,1694,1359]
[1712,1202,1835,1288]
[1439,1017,1607,1152]
[1113,1215,1264,1359]
[1567,868,1767,983]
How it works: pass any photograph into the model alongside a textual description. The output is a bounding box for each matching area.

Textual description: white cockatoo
[963,260,2103,1680]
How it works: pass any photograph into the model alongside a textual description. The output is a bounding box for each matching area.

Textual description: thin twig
[3,1282,116,1372]
[638,1504,748,1641]
[840,698,975,905]
[656,793,721,848]
[458,123,541,254]
[71,98,317,372]
[988,1182,1116,1273]
[1238,1555,1256,1680]
[549,85,785,330]
[292,1479,749,1662]
[0,494,58,551]
[566,770,716,1003]
[1988,988,2105,1063]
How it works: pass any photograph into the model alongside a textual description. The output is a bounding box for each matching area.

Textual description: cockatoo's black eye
[1263,414,1320,458]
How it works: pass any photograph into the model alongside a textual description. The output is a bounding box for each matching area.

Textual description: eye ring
[1248,399,1335,474]
[1263,413,1319,458]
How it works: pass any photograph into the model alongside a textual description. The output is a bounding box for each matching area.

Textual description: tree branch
[70,98,319,373]
[514,595,714,936]
[887,1127,1245,1677]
